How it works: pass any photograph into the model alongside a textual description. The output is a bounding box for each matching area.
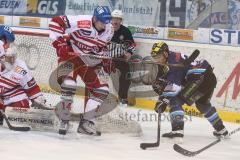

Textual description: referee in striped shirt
[109,10,136,107]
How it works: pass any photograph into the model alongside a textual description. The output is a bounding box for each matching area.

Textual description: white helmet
[3,44,17,70]
[111,10,123,19]
[5,44,17,57]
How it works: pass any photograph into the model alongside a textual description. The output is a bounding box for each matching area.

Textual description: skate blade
[78,130,101,136]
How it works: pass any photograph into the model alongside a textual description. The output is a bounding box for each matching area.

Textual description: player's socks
[59,120,70,135]
[119,99,128,108]
[203,107,229,138]
[55,100,72,135]
[162,110,184,143]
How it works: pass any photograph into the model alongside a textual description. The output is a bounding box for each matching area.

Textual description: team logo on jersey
[79,29,91,36]
[14,66,27,76]
[77,20,91,29]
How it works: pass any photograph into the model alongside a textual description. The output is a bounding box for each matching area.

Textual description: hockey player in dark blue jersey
[150,41,228,142]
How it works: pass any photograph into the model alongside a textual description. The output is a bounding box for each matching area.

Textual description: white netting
[14,32,57,86]
[13,31,142,136]
[96,107,142,136]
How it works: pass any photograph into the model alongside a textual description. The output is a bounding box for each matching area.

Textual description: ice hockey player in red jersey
[49,6,114,135]
[0,29,46,125]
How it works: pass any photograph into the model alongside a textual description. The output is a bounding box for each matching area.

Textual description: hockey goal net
[12,29,142,136]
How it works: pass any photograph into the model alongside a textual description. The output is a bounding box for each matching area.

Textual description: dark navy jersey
[155,51,211,97]
[166,51,188,86]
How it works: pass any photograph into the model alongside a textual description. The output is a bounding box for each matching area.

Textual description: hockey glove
[154,97,169,113]
[152,78,168,95]
[31,95,48,109]
[52,37,71,60]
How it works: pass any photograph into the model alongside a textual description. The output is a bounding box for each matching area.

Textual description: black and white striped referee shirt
[108,25,136,58]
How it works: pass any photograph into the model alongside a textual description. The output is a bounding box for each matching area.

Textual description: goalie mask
[151,41,169,65]
[3,45,17,71]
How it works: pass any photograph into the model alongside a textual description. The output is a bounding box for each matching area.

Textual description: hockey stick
[140,110,161,150]
[173,127,240,157]
[31,102,54,110]
[0,110,31,131]
[69,49,200,68]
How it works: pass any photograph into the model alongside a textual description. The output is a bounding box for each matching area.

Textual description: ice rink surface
[0,94,239,160]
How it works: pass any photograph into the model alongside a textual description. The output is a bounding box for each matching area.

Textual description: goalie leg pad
[5,107,56,131]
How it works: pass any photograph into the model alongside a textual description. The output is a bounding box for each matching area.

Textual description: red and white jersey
[49,15,114,67]
[0,58,42,106]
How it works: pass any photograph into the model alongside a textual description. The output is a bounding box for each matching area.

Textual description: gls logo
[27,0,59,15]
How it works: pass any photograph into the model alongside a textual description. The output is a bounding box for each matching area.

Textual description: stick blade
[10,126,31,132]
[173,144,196,157]
[3,112,31,132]
[140,142,159,150]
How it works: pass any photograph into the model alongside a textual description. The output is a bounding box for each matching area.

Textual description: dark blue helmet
[0,25,15,43]
[93,6,111,24]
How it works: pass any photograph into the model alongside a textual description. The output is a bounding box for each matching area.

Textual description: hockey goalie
[0,26,46,126]
[49,6,114,135]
